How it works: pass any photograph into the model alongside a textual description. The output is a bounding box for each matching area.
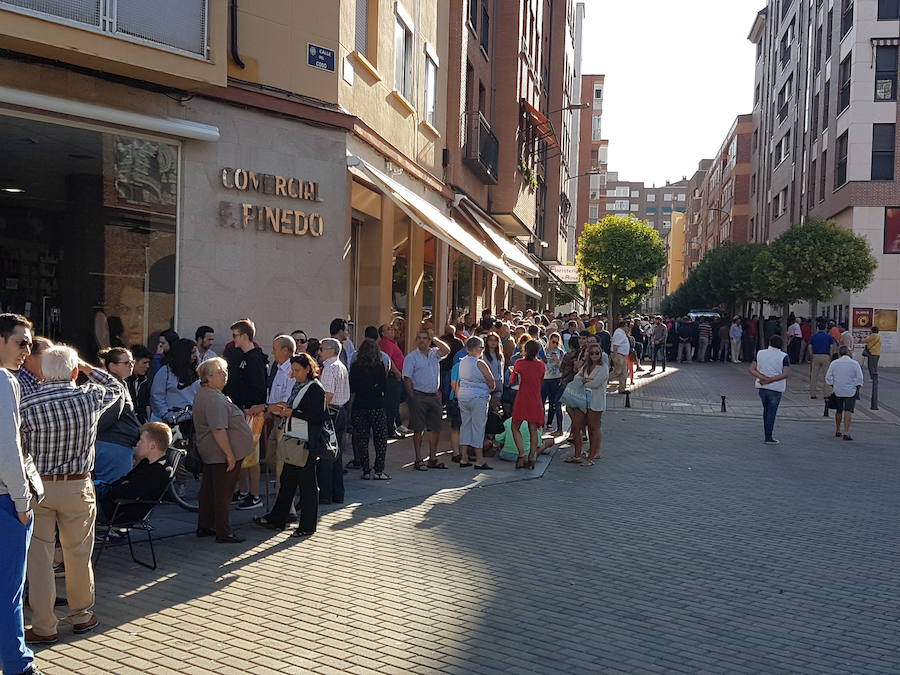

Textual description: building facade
[748,0,900,364]
[575,73,609,237]
[0,0,585,356]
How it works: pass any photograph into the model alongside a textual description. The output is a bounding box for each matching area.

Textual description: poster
[852,307,873,329]
[852,328,871,349]
[103,135,178,216]
[873,309,898,332]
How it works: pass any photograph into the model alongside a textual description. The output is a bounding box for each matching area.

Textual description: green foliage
[554,283,582,307]
[754,219,876,304]
[576,215,667,322]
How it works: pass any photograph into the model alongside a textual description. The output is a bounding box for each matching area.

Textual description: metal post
[871,370,879,410]
[721,395,726,413]
[624,391,631,408]
[823,399,830,417]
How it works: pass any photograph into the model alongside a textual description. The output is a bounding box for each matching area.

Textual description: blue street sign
[307,43,336,72]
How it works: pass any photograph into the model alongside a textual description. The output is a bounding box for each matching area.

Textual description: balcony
[463,110,499,185]
[1,0,210,58]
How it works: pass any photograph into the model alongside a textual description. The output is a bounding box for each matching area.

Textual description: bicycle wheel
[168,462,201,512]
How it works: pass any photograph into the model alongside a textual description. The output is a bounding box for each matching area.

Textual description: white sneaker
[397,425,411,434]
[764,439,781,445]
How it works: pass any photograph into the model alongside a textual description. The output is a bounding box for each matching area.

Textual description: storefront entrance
[0,114,177,357]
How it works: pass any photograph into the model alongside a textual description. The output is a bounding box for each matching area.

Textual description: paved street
[31,365,900,675]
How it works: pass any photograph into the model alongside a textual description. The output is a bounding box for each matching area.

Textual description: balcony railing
[463,110,499,185]
[1,0,209,58]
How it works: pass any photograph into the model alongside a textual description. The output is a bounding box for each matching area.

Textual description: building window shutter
[355,0,369,57]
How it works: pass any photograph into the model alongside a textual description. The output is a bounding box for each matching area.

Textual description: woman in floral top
[541,332,566,435]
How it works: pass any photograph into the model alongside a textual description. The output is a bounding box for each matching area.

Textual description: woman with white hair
[455,336,495,470]
[192,357,253,543]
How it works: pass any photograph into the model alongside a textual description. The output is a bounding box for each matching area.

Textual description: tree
[759,219,877,332]
[577,215,666,324]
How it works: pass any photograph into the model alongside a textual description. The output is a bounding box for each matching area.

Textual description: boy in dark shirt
[99,422,173,525]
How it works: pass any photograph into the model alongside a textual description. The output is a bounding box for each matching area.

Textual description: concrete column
[407,223,425,346]
[433,239,451,332]
[356,198,394,333]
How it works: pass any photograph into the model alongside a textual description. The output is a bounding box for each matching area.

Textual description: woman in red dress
[510,339,546,469]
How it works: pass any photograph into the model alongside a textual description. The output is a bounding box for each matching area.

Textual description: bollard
[823,399,830,417]
[871,371,879,410]
[721,395,727,413]
[624,391,631,408]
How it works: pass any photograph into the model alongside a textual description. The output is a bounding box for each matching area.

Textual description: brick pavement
[26,365,900,675]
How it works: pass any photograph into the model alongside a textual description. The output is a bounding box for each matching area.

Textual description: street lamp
[547,102,589,115]
[566,170,604,182]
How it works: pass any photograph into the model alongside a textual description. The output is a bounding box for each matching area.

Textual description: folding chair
[94,448,185,571]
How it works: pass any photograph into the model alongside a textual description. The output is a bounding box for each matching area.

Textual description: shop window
[452,253,473,322]
[0,115,177,356]
[884,208,900,254]
[872,124,896,181]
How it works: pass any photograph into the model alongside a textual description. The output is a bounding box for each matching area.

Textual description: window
[593,84,603,108]
[630,204,640,212]
[481,4,490,54]
[878,0,900,19]
[615,186,630,197]
[811,92,820,137]
[355,0,370,57]
[468,0,478,30]
[774,188,788,218]
[631,190,640,198]
[820,150,828,200]
[754,83,761,105]
[779,22,794,66]
[605,202,616,211]
[875,46,898,101]
[872,124,896,180]
[592,114,602,141]
[814,24,823,73]
[840,0,853,37]
[613,200,629,211]
[394,15,414,100]
[838,54,851,113]
[663,193,673,201]
[646,207,658,215]
[885,208,900,253]
[823,80,831,129]
[663,221,671,229]
[835,131,849,187]
[677,194,686,202]
[781,0,792,20]
[588,204,599,221]
[776,130,792,164]
[663,206,672,214]
[777,75,793,122]
[647,194,656,202]
[808,159,817,198]
[424,51,438,126]
[751,173,757,196]
[826,9,834,58]
[478,82,486,113]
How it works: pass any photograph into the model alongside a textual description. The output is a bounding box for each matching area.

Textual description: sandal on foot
[473,463,493,470]
[374,472,391,480]
[582,459,597,466]
[459,462,473,468]
[414,461,428,471]
[426,460,448,469]
[451,454,462,463]
[564,456,583,464]
[290,529,315,538]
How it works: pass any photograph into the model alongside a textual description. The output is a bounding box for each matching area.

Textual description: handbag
[309,416,339,463]
[271,422,309,467]
[862,346,871,358]
[560,378,589,411]
[827,393,838,410]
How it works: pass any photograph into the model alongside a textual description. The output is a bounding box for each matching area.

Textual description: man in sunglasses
[0,313,46,675]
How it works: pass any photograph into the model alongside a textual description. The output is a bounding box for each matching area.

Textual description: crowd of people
[2,305,886,675]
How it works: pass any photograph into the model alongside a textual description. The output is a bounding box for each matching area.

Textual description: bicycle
[163,406,201,512]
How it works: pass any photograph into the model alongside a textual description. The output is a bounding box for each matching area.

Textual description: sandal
[459,462,473,468]
[252,517,285,532]
[290,529,315,538]
[373,472,391,480]
[582,459,597,466]
[473,463,493,471]
[515,456,526,469]
[564,456,583,464]
[426,460,448,469]
[414,461,428,471]
[361,472,372,480]
[451,454,462,463]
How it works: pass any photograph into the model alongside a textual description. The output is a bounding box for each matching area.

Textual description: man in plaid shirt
[20,345,123,644]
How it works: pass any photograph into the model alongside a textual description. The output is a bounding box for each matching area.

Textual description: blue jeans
[94,440,134,489]
[385,377,403,433]
[651,343,667,371]
[758,388,782,441]
[541,378,563,431]
[0,495,34,675]
[316,407,346,503]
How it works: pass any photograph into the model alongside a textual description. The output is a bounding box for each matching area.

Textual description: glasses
[589,351,601,355]
[115,359,135,366]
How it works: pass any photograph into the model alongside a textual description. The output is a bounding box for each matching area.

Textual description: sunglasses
[589,351,601,355]
[15,339,32,349]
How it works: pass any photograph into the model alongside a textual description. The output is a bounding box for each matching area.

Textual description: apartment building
[575,73,609,237]
[0,0,585,351]
[748,0,900,364]
[683,160,715,276]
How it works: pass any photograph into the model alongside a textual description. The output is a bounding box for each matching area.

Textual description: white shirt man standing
[749,334,790,445]
[610,320,631,393]
[317,338,350,505]
[826,346,864,441]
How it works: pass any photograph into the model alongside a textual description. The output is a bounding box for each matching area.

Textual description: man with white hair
[316,337,349,504]
[19,345,123,645]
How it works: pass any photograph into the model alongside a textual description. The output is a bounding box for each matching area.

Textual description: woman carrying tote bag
[254,353,326,538]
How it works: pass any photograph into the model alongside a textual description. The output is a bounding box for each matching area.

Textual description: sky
[580,0,763,186]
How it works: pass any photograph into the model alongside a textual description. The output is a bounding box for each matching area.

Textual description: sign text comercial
[218,168,324,237]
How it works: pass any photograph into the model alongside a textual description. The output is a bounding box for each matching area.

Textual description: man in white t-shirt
[748,334,790,445]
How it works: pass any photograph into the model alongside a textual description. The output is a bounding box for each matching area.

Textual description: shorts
[446,399,462,430]
[835,396,856,413]
[409,391,443,432]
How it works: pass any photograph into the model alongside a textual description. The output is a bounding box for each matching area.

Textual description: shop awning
[348,155,542,299]
[521,99,558,150]
[0,85,220,141]
[455,197,541,276]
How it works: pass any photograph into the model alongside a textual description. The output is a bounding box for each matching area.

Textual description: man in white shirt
[825,346,864,440]
[263,335,296,498]
[317,338,350,504]
[749,335,790,445]
[610,320,631,393]
[787,318,803,364]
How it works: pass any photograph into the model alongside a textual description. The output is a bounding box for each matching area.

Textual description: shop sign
[218,167,324,237]
[307,44,336,72]
[549,265,580,284]
[852,307,873,328]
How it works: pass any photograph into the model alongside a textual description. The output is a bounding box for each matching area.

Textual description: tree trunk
[758,301,765,348]
[608,285,618,328]
[809,298,818,322]
[780,303,790,342]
